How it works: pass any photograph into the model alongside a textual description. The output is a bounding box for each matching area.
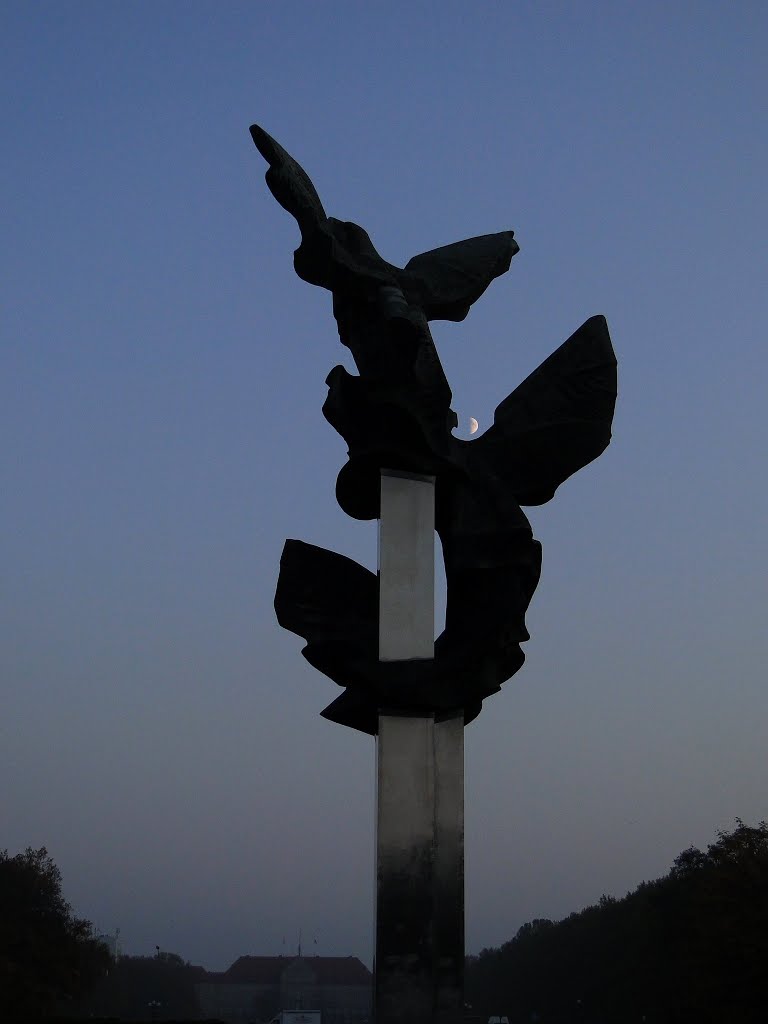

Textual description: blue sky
[2,2,767,969]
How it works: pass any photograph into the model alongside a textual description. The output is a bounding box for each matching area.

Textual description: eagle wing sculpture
[251,124,617,734]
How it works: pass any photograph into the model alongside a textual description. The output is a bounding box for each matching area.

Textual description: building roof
[218,955,371,986]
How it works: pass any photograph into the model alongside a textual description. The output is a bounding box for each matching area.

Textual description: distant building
[195,955,372,1024]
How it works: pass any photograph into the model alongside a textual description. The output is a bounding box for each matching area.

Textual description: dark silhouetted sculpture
[251,123,617,735]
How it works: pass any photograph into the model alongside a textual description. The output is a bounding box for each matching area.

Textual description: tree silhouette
[466,820,768,1024]
[0,846,110,1018]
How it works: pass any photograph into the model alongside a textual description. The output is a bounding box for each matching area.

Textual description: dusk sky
[3,2,767,972]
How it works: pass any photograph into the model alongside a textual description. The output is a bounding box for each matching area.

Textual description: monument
[250,124,617,1024]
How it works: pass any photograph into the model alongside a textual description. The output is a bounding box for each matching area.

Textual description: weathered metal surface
[375,713,464,1024]
[432,712,464,1022]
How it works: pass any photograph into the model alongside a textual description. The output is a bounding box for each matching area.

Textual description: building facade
[195,955,372,1024]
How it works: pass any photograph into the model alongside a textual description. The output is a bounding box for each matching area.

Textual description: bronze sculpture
[252,124,617,734]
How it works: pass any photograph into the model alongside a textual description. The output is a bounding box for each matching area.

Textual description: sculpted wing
[473,315,617,504]
[250,124,400,291]
[274,539,378,689]
[401,231,519,321]
[250,126,518,313]
[249,124,328,233]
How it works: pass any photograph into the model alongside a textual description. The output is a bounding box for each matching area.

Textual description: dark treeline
[68,954,208,1021]
[465,819,768,1024]
[0,847,111,1019]
[0,846,210,1021]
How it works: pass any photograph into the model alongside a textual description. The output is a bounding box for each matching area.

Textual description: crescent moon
[469,417,479,434]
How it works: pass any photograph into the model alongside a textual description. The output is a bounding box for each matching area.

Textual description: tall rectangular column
[432,712,464,1022]
[375,470,464,1024]
[376,712,439,1023]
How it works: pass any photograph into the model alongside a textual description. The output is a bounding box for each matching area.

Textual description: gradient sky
[3,1,767,971]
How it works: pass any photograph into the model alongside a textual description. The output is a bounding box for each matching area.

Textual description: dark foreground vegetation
[0,847,111,1019]
[465,819,768,1024]
[66,953,209,1020]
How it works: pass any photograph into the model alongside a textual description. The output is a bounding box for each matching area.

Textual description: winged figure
[252,124,617,734]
